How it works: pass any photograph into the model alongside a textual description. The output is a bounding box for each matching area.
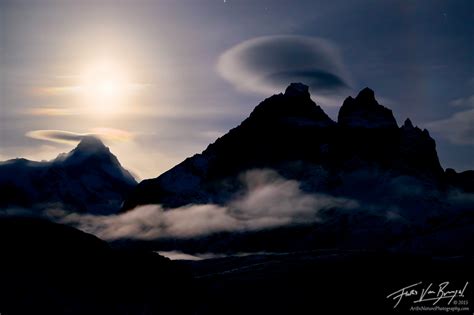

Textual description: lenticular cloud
[217,35,352,104]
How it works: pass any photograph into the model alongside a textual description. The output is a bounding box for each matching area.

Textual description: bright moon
[79,60,133,116]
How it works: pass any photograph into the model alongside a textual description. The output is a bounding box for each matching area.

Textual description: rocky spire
[75,136,108,153]
[337,87,398,129]
[246,83,335,126]
[402,118,414,129]
[284,82,311,98]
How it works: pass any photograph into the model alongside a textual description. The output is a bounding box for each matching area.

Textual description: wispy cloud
[32,86,82,96]
[449,95,474,108]
[427,96,474,145]
[26,128,134,144]
[25,107,82,116]
[33,84,149,96]
[26,130,85,144]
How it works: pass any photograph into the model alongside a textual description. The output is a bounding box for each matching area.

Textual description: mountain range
[122,83,471,214]
[1,83,473,246]
[0,83,474,226]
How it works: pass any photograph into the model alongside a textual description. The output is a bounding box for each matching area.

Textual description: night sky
[1,0,473,178]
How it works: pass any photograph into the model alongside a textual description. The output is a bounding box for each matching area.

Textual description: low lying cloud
[217,35,352,104]
[26,128,134,144]
[51,170,358,240]
[157,251,226,261]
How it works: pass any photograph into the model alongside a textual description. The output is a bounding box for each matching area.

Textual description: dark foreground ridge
[183,250,473,315]
[1,216,471,315]
[0,216,193,315]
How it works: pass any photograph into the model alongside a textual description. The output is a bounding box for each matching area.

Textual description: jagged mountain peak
[355,87,377,105]
[403,118,414,129]
[338,87,398,129]
[75,136,109,153]
[246,83,334,126]
[59,136,115,166]
[401,119,430,136]
[63,136,136,185]
[284,82,310,98]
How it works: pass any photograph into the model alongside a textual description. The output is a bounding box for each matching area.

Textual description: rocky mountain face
[122,83,448,211]
[0,136,137,214]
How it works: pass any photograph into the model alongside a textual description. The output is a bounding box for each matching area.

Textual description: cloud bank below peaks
[52,169,358,240]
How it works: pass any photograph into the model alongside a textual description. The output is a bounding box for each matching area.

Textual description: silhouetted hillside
[0,216,193,315]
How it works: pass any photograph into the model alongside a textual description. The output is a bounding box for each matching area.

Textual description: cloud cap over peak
[217,35,352,105]
[26,128,134,145]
